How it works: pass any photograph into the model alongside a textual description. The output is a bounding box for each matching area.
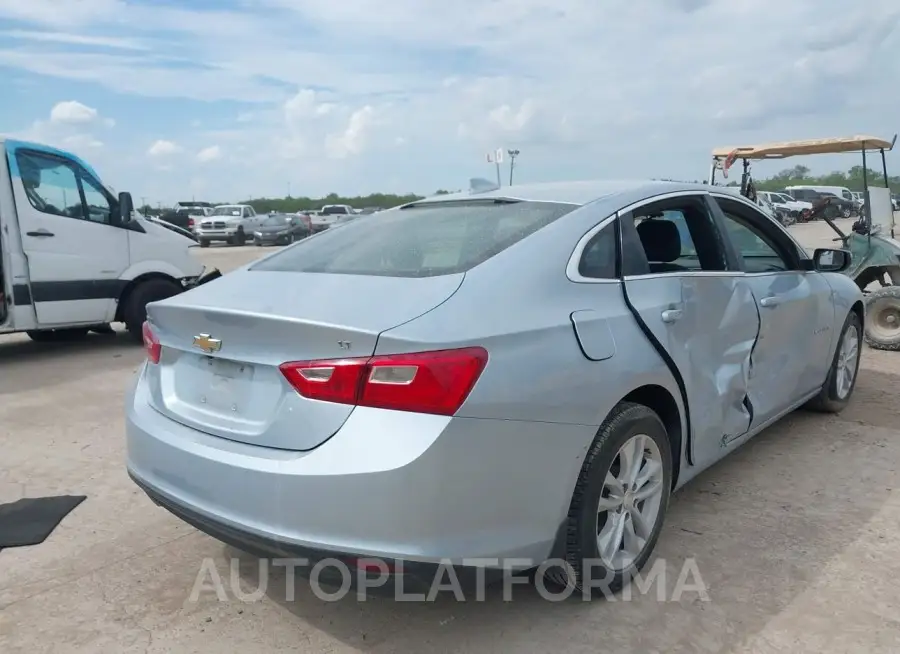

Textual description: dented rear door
[624,273,761,469]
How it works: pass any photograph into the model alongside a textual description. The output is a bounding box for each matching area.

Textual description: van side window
[15,150,116,225]
[80,174,114,225]
[15,151,82,219]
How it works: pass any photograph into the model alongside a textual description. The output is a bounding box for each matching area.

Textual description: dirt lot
[2,231,900,653]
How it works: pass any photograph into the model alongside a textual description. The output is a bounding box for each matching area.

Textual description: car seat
[636,219,685,273]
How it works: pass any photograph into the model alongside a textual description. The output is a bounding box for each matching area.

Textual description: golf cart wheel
[864,286,900,351]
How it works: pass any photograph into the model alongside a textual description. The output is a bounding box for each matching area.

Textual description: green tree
[755,165,899,192]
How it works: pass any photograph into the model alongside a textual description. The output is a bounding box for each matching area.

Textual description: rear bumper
[125,365,591,567]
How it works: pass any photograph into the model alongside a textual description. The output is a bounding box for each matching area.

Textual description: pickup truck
[195,204,264,247]
[310,204,354,232]
[0,137,215,343]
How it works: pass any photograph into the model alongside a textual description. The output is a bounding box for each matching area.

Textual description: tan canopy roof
[712,135,896,160]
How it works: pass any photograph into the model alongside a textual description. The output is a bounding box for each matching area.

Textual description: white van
[0,138,215,343]
[785,185,854,202]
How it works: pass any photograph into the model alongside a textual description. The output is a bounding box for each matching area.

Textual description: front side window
[253,200,576,277]
[80,174,114,225]
[15,151,82,218]
[712,197,795,273]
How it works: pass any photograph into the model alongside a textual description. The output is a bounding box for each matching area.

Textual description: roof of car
[412,179,714,207]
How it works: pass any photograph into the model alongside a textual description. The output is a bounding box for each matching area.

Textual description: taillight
[142,321,161,364]
[279,347,488,416]
[188,218,194,228]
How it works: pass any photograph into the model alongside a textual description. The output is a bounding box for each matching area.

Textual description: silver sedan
[126,180,863,596]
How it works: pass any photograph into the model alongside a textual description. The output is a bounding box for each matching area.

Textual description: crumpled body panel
[624,275,761,468]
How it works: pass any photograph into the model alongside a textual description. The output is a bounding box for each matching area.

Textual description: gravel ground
[2,234,899,654]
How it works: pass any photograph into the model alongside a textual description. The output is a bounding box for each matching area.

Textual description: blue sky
[0,0,898,206]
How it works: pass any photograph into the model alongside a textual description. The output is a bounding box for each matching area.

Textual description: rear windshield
[252,199,576,277]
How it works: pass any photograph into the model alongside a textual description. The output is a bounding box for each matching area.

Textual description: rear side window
[253,200,576,277]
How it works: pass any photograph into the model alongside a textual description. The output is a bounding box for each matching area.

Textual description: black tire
[841,207,851,219]
[123,278,182,344]
[230,228,246,246]
[254,237,262,247]
[806,310,863,412]
[544,402,673,597]
[199,239,210,248]
[26,327,89,342]
[864,287,900,351]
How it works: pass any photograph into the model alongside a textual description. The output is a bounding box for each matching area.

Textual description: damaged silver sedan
[127,180,863,597]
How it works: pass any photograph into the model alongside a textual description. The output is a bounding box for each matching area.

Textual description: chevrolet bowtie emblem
[192,333,222,354]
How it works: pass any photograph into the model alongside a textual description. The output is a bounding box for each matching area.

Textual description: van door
[7,145,129,325]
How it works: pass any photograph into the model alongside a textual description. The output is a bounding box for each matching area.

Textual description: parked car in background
[159,206,210,233]
[360,207,381,215]
[253,213,311,246]
[310,204,354,232]
[783,188,851,219]
[196,204,264,247]
[328,214,357,228]
[785,185,854,203]
[128,179,863,597]
[759,191,811,219]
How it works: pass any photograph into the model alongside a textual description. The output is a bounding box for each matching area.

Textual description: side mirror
[118,191,135,224]
[813,247,851,273]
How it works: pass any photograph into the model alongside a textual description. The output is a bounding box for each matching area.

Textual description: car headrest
[636,219,681,263]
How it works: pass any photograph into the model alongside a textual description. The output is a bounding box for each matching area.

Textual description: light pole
[508,149,520,185]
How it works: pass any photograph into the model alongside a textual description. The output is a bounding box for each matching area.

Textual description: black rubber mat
[0,495,86,551]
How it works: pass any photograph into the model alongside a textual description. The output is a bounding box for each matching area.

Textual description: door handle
[759,296,781,308]
[661,308,684,323]
[26,229,54,237]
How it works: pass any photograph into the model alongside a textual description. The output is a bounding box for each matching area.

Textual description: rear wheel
[545,402,672,597]
[199,239,210,248]
[123,278,183,344]
[841,207,852,219]
[27,327,90,342]
[864,287,900,351]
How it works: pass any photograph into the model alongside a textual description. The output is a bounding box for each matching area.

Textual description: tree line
[139,166,897,216]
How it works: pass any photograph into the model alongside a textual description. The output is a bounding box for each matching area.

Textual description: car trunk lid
[143,269,464,450]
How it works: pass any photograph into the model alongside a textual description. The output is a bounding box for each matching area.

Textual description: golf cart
[709,135,900,350]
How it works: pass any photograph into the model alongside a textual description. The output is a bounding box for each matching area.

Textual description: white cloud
[0,0,897,202]
[325,106,375,159]
[147,140,182,157]
[0,29,147,50]
[196,145,222,163]
[50,100,99,125]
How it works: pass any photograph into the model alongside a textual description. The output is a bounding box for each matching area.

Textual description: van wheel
[199,239,210,248]
[27,328,89,342]
[124,278,182,344]
[544,402,672,598]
